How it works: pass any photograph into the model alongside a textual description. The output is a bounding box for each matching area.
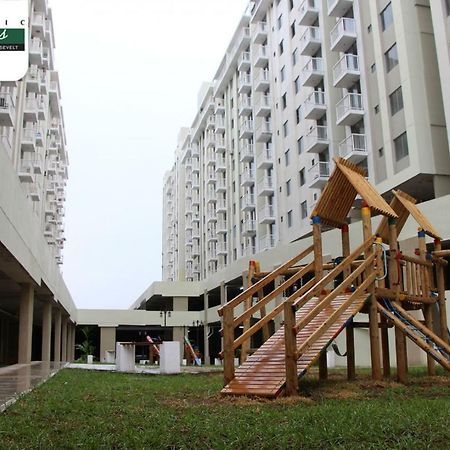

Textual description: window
[286,179,291,196]
[287,210,293,227]
[298,136,304,154]
[374,105,379,114]
[291,21,296,38]
[371,63,376,73]
[294,76,300,94]
[282,93,287,109]
[394,132,409,161]
[285,149,290,166]
[283,121,289,137]
[447,0,450,16]
[277,14,282,30]
[389,86,404,115]
[289,0,294,10]
[296,106,301,124]
[279,39,284,55]
[378,148,384,157]
[292,48,298,66]
[385,44,399,72]
[299,168,305,186]
[280,65,286,82]
[367,24,372,33]
[300,201,308,219]
[380,3,393,31]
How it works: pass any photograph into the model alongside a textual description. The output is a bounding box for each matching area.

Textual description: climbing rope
[331,341,347,357]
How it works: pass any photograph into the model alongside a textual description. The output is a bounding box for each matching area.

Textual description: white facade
[162,0,450,283]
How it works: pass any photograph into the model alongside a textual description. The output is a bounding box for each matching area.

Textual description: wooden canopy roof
[376,190,441,242]
[311,158,398,228]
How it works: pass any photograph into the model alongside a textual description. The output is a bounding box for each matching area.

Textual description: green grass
[0,368,449,449]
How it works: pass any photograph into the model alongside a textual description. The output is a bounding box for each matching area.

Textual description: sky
[50,0,249,309]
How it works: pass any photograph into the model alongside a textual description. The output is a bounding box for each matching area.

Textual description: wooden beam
[222,306,235,385]
[346,319,355,380]
[434,239,449,345]
[284,299,298,396]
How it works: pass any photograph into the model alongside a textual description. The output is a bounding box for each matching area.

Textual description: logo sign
[0,0,29,81]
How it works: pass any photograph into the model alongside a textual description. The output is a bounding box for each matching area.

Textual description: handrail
[400,253,433,267]
[294,252,376,333]
[218,244,314,315]
[293,235,376,309]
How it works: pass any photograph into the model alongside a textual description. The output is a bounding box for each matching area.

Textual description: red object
[146,335,160,356]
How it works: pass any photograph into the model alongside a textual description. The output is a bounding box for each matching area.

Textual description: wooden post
[418,229,435,376]
[376,236,391,378]
[342,224,355,379]
[388,218,407,382]
[434,239,449,344]
[313,215,327,380]
[284,299,298,396]
[361,203,382,381]
[222,306,235,385]
[241,270,251,364]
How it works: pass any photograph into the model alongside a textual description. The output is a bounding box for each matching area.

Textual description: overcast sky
[50,0,249,309]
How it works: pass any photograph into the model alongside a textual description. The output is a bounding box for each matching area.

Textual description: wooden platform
[221,293,369,398]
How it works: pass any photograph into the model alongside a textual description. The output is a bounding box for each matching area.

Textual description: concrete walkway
[0,362,65,413]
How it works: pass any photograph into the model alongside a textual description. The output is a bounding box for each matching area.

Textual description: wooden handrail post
[418,229,436,375]
[284,299,298,396]
[222,306,235,385]
[434,239,449,344]
[342,224,355,379]
[313,215,327,380]
[361,203,382,381]
[241,269,251,364]
[388,217,408,382]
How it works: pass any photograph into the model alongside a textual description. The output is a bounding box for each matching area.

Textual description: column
[54,308,61,363]
[100,327,116,362]
[66,324,73,362]
[203,290,209,365]
[172,326,184,364]
[61,317,68,362]
[18,284,34,364]
[41,301,52,363]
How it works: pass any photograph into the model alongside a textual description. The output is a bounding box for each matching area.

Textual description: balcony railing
[330,17,356,52]
[328,0,353,17]
[299,0,320,26]
[333,54,360,88]
[304,90,327,120]
[242,193,256,210]
[305,125,329,153]
[301,57,324,87]
[336,92,364,126]
[260,233,276,251]
[259,205,275,223]
[240,143,254,161]
[339,133,367,163]
[308,161,330,188]
[238,51,251,71]
[299,26,321,56]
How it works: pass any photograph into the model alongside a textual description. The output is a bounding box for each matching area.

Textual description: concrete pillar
[203,290,209,365]
[172,326,184,363]
[18,284,34,364]
[61,317,67,362]
[66,324,73,362]
[100,327,116,362]
[41,302,52,363]
[220,282,226,353]
[70,325,76,361]
[54,309,61,363]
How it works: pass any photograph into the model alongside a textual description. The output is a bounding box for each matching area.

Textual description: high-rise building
[162,0,450,282]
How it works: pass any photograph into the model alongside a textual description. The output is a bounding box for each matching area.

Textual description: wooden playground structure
[218,158,450,397]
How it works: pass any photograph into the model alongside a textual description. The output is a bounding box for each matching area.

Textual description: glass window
[385,44,399,72]
[298,136,304,154]
[381,3,393,31]
[285,149,290,166]
[296,106,301,124]
[447,0,450,15]
[292,48,298,65]
[279,39,284,55]
[277,14,282,30]
[389,86,404,115]
[299,168,305,186]
[286,179,291,196]
[282,93,287,109]
[394,132,409,161]
[287,210,293,227]
[291,22,296,38]
[300,201,308,219]
[280,65,285,82]
[283,121,289,137]
[294,76,300,94]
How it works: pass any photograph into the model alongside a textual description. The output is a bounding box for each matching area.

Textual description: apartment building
[0,0,75,368]
[162,0,450,283]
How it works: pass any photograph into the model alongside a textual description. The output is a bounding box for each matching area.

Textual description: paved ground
[0,362,65,413]
[67,363,223,374]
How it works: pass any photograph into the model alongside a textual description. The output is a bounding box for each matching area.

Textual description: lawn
[0,368,449,449]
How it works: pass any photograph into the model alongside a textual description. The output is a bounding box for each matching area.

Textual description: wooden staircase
[221,292,369,397]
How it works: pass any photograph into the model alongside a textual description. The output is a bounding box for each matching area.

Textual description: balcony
[206,190,217,203]
[242,193,256,211]
[304,90,327,120]
[216,197,227,212]
[305,125,329,153]
[257,146,274,169]
[207,249,218,261]
[207,211,217,223]
[28,182,42,202]
[239,95,252,116]
[238,74,252,94]
[37,97,46,121]
[206,115,215,131]
[308,161,330,188]
[301,57,324,87]
[339,133,367,163]
[238,51,251,72]
[205,132,216,148]
[336,92,364,126]
[18,159,36,183]
[255,118,272,142]
[29,38,43,65]
[217,242,228,256]
[260,234,276,251]
[333,54,360,88]
[192,159,200,172]
[299,26,322,56]
[206,171,216,184]
[240,143,254,162]
[217,220,227,234]
[254,94,271,117]
[255,45,269,68]
[215,156,226,172]
[23,97,38,123]
[0,93,15,127]
[21,128,37,152]
[36,128,44,147]
[328,0,353,17]
[40,71,49,94]
[254,69,270,92]
[259,205,276,224]
[26,68,40,93]
[215,116,225,133]
[258,175,275,195]
[299,0,320,26]
[215,99,225,115]
[239,118,253,139]
[32,12,45,34]
[330,18,356,52]
[205,151,216,166]
[241,169,255,186]
[253,21,268,44]
[216,136,226,152]
[242,220,257,236]
[48,138,60,154]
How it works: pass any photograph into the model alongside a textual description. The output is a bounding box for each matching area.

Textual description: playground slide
[377,300,450,371]
[184,336,202,366]
[221,291,370,397]
[146,335,160,356]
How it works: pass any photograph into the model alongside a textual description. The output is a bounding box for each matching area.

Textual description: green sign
[0,29,25,51]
